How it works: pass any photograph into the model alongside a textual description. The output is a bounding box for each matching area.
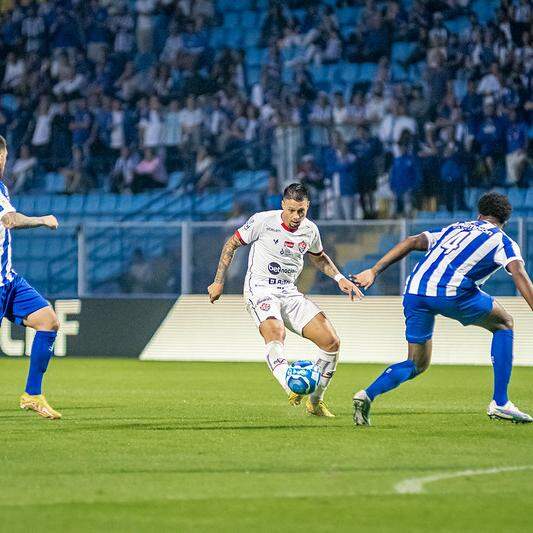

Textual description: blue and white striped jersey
[405,220,523,297]
[0,182,16,286]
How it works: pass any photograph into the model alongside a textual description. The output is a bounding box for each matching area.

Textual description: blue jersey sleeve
[0,185,15,216]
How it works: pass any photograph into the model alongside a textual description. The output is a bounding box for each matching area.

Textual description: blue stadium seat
[242,10,257,28]
[391,42,416,63]
[51,195,68,214]
[508,188,526,209]
[247,66,261,86]
[472,0,499,24]
[209,27,227,48]
[67,194,84,216]
[35,195,52,213]
[338,7,360,25]
[225,28,244,48]
[45,173,65,193]
[444,17,471,35]
[359,63,378,82]
[525,188,533,207]
[244,29,260,48]
[167,171,184,189]
[391,63,408,81]
[246,46,264,67]
[224,12,240,28]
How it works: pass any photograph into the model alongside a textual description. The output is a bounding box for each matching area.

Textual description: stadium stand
[0,0,531,295]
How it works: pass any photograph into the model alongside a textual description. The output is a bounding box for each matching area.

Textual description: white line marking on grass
[395,465,533,494]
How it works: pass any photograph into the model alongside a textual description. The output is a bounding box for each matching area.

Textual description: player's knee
[414,359,430,374]
[501,314,514,331]
[38,309,60,332]
[323,334,340,353]
[261,318,285,342]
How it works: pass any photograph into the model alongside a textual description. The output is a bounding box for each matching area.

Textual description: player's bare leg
[301,313,340,417]
[19,306,62,420]
[259,318,292,395]
[353,341,432,426]
[474,300,532,423]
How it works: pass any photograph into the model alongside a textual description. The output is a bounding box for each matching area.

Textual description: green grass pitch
[1,358,532,533]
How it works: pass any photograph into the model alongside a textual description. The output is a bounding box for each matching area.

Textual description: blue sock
[365,359,417,401]
[491,329,513,406]
[25,331,57,395]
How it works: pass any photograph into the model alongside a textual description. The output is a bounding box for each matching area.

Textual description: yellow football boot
[20,393,62,420]
[306,398,335,418]
[288,392,304,406]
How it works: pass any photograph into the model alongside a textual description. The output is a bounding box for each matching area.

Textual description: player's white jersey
[0,182,15,286]
[236,210,323,294]
[405,220,524,297]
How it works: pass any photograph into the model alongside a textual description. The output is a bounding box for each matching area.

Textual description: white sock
[310,349,339,402]
[265,341,290,393]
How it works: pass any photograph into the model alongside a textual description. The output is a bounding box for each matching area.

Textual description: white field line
[395,465,533,494]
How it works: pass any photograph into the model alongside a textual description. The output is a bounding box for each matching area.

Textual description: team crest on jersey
[260,302,271,311]
[298,241,307,254]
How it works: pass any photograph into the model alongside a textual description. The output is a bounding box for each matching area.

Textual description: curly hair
[477,192,512,225]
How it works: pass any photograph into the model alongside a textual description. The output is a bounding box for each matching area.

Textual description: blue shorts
[403,290,494,344]
[0,274,50,325]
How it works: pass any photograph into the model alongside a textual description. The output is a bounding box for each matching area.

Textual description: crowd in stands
[0,0,531,219]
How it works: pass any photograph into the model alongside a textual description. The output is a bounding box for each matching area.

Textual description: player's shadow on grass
[62,422,345,431]
[378,410,480,415]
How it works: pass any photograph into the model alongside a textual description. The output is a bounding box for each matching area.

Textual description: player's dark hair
[0,136,6,153]
[478,192,512,225]
[283,183,309,202]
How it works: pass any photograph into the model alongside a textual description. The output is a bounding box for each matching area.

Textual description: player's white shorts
[244,285,322,336]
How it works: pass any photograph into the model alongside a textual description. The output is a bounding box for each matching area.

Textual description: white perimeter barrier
[140,296,533,366]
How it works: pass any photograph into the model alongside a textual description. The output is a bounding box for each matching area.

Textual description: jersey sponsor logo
[298,241,307,254]
[268,262,282,275]
[269,278,291,285]
[284,240,294,248]
[266,226,281,232]
[259,302,271,311]
[268,262,296,275]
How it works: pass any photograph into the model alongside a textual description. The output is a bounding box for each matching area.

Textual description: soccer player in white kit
[208,183,362,417]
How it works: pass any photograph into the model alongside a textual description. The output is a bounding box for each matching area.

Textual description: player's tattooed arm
[1,212,58,230]
[308,252,363,300]
[208,234,244,303]
[350,233,428,289]
[507,259,533,311]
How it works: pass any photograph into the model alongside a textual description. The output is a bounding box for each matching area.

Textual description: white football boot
[353,390,372,426]
[487,400,533,424]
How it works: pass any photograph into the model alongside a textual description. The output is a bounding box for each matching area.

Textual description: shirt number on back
[440,231,469,255]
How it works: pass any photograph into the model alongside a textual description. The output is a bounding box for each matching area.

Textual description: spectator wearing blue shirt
[389,131,422,216]
[70,98,92,154]
[460,79,483,130]
[351,125,382,219]
[475,101,506,182]
[505,108,528,186]
[440,141,467,213]
[325,132,359,220]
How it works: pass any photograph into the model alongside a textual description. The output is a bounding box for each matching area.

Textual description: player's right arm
[207,233,245,303]
[350,233,429,290]
[1,212,58,230]
[506,260,533,311]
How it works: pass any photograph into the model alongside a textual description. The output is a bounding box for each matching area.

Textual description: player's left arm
[1,212,58,230]
[350,233,429,289]
[308,251,363,301]
[507,259,533,311]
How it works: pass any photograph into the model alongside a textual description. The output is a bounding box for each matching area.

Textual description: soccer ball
[286,360,321,395]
